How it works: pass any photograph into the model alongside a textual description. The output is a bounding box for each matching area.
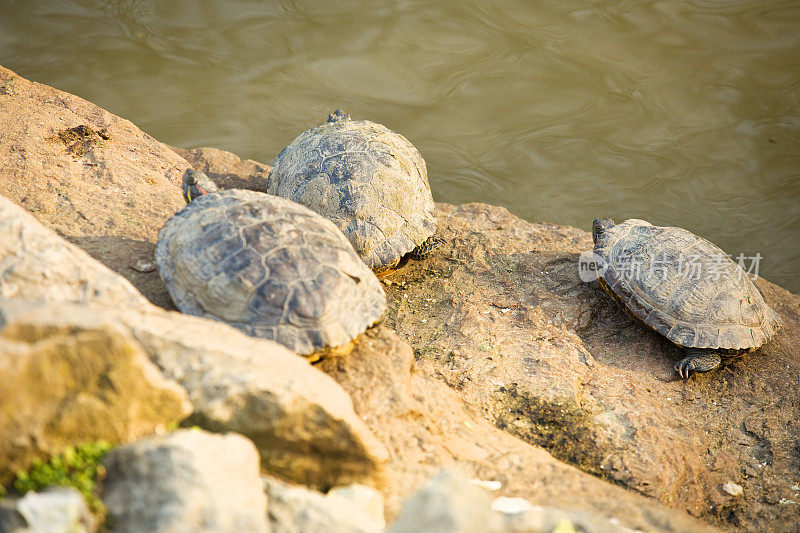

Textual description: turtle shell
[593,219,781,351]
[266,111,436,271]
[155,189,387,356]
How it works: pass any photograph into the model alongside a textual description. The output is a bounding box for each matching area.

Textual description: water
[1,0,798,291]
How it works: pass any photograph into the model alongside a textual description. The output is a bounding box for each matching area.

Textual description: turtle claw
[675,360,694,379]
[675,349,722,379]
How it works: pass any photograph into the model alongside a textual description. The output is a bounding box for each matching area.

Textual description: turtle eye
[345,273,362,284]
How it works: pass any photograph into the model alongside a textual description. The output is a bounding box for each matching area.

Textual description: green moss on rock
[495,385,610,479]
[11,440,113,513]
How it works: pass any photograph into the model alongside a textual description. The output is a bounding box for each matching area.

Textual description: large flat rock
[380,202,800,531]
[319,326,714,532]
[0,65,190,308]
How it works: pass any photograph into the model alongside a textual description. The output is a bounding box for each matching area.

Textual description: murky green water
[2,0,798,291]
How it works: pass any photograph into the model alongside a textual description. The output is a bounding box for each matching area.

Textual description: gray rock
[0,487,95,533]
[493,498,633,533]
[102,429,269,533]
[0,195,148,308]
[0,299,388,490]
[386,469,500,533]
[264,477,384,533]
[386,470,636,533]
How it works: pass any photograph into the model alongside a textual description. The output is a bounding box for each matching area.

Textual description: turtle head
[181,168,219,204]
[327,109,351,123]
[592,218,615,244]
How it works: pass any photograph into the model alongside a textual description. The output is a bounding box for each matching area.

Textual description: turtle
[591,218,781,378]
[266,109,442,274]
[155,168,387,358]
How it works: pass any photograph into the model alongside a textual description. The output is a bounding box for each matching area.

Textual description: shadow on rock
[65,235,175,310]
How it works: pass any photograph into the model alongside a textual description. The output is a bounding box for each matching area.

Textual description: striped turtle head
[592,218,615,244]
[181,169,219,204]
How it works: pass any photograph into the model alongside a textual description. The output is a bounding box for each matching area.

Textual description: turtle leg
[675,348,722,378]
[374,257,404,279]
[408,236,445,260]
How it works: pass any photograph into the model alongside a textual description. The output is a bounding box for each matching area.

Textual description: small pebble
[470,479,502,491]
[491,496,532,514]
[131,259,157,273]
[722,482,743,497]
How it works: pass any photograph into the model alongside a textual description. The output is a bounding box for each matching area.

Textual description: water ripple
[0,0,797,290]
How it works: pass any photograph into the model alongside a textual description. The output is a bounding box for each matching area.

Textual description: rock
[378,202,800,530]
[102,429,269,533]
[319,327,713,532]
[0,300,191,485]
[326,485,385,530]
[0,65,190,308]
[0,487,95,533]
[170,146,271,192]
[721,482,743,498]
[131,258,157,273]
[387,470,635,533]
[2,66,795,529]
[0,299,388,490]
[493,500,630,533]
[174,147,718,532]
[386,469,499,533]
[264,477,384,533]
[0,195,148,308]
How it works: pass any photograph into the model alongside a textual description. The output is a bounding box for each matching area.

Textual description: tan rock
[171,146,271,192]
[0,303,191,485]
[0,487,95,533]
[0,299,388,490]
[0,64,190,308]
[385,469,499,533]
[126,306,390,490]
[319,327,714,532]
[0,65,187,243]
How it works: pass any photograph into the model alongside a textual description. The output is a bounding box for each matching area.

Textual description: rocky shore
[0,64,797,532]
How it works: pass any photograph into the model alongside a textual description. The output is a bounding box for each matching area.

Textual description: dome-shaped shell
[155,189,387,356]
[594,219,781,351]
[266,111,436,271]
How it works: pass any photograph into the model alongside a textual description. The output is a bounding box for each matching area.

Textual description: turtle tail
[408,236,444,261]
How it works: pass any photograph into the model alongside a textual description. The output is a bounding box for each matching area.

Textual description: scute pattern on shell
[155,190,387,355]
[266,116,437,270]
[594,219,781,351]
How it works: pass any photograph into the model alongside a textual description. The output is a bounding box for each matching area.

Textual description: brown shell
[266,112,437,271]
[156,190,387,356]
[594,219,781,350]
